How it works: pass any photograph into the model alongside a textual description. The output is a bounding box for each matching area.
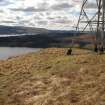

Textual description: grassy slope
[0,48,105,105]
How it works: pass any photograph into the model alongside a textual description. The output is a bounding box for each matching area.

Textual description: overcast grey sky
[0,0,96,30]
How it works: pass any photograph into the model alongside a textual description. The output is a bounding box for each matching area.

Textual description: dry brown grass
[0,48,105,105]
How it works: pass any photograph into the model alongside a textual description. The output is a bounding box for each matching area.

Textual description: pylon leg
[99,44,104,54]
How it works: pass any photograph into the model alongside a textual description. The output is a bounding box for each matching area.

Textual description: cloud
[0,0,97,30]
[10,2,73,12]
[53,19,72,24]
[85,2,97,9]
[37,20,48,25]
[0,0,12,6]
[11,7,47,12]
[51,3,73,10]
[0,0,4,1]
[1,20,15,23]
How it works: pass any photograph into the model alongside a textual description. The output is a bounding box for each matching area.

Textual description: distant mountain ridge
[0,25,49,35]
[0,25,94,48]
[0,25,88,36]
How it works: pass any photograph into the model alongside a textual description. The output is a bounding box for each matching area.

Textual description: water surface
[0,47,40,60]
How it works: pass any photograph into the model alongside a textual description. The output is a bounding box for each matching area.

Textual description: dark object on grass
[94,44,98,52]
[67,48,72,55]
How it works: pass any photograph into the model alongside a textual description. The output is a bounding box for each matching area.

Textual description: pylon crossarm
[96,0,99,7]
[76,0,88,31]
[83,9,93,31]
[82,12,98,32]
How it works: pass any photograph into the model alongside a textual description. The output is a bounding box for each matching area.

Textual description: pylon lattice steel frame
[77,0,105,48]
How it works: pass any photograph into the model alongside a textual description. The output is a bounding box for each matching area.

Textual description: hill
[0,35,58,48]
[0,25,49,35]
[0,48,105,105]
[0,25,95,48]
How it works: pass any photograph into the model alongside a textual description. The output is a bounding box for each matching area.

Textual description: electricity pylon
[77,0,105,52]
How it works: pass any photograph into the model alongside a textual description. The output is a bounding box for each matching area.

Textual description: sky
[0,0,96,30]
